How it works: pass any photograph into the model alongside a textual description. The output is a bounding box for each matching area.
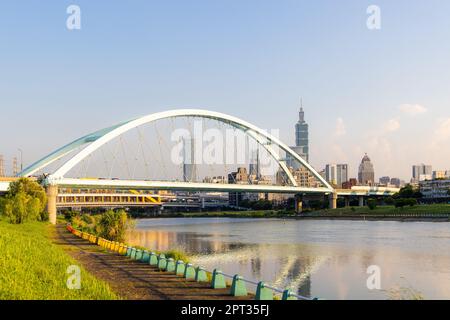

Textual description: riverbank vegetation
[177,210,296,218]
[0,218,117,300]
[67,209,134,243]
[0,178,48,224]
[304,203,450,217]
[66,210,190,262]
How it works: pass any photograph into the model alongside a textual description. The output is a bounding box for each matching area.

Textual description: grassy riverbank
[165,210,296,218]
[305,204,450,217]
[157,204,450,220]
[0,218,118,300]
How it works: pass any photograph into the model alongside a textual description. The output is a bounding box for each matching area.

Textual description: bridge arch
[20,109,333,191]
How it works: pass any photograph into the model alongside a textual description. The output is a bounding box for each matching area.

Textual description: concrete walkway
[54,224,251,300]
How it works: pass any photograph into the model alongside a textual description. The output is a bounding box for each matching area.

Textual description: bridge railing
[66,224,317,301]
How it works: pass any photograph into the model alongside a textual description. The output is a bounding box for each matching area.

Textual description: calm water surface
[126,218,450,300]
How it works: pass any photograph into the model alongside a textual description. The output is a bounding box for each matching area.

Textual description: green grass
[308,204,450,216]
[0,218,118,300]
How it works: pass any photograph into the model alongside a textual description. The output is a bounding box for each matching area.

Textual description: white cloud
[398,104,427,116]
[383,118,400,133]
[334,117,346,136]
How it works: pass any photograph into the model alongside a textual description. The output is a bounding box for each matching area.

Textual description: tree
[394,184,422,199]
[0,178,48,224]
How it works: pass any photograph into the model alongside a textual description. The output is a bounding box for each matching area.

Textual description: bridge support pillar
[329,192,337,210]
[359,196,365,207]
[46,185,58,225]
[294,194,303,214]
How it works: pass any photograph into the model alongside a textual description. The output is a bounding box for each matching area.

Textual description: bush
[0,178,48,224]
[394,198,418,208]
[367,199,377,210]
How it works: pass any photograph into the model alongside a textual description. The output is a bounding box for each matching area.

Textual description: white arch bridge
[14,109,397,224]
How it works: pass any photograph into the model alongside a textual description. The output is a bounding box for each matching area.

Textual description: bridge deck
[55,224,252,300]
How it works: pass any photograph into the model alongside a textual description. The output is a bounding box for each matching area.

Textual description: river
[126,218,450,300]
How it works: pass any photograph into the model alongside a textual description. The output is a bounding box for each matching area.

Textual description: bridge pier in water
[46,185,58,225]
[344,197,350,207]
[294,194,303,214]
[359,196,365,207]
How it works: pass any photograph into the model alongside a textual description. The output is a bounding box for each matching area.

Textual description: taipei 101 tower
[294,100,309,163]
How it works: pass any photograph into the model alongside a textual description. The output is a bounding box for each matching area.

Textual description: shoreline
[132,214,450,223]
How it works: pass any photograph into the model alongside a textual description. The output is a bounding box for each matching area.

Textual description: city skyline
[1,1,450,181]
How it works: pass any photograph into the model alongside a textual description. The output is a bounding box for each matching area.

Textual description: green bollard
[149,252,158,266]
[131,248,137,260]
[175,261,186,276]
[158,254,167,270]
[166,258,176,272]
[184,263,196,280]
[195,267,208,283]
[126,247,132,257]
[211,269,227,289]
[135,249,143,261]
[256,282,274,300]
[230,275,247,297]
[282,290,297,300]
[142,251,150,263]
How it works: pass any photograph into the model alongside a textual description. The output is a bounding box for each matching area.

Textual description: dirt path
[54,224,251,300]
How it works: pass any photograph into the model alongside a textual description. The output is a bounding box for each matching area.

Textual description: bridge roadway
[1,177,399,207]
[56,191,228,209]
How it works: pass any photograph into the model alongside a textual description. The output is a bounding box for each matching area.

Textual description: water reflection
[127,218,450,300]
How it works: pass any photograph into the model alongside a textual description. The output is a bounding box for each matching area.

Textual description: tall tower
[0,155,5,177]
[358,154,375,186]
[13,157,19,176]
[295,99,309,162]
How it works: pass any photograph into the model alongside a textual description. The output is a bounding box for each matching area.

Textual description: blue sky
[1,0,450,180]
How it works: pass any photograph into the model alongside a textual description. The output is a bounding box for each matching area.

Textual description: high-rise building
[432,171,446,180]
[412,164,432,183]
[358,154,375,185]
[390,178,401,188]
[325,164,348,188]
[248,150,261,180]
[295,103,309,163]
[228,167,249,206]
[182,138,197,182]
[379,176,391,185]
